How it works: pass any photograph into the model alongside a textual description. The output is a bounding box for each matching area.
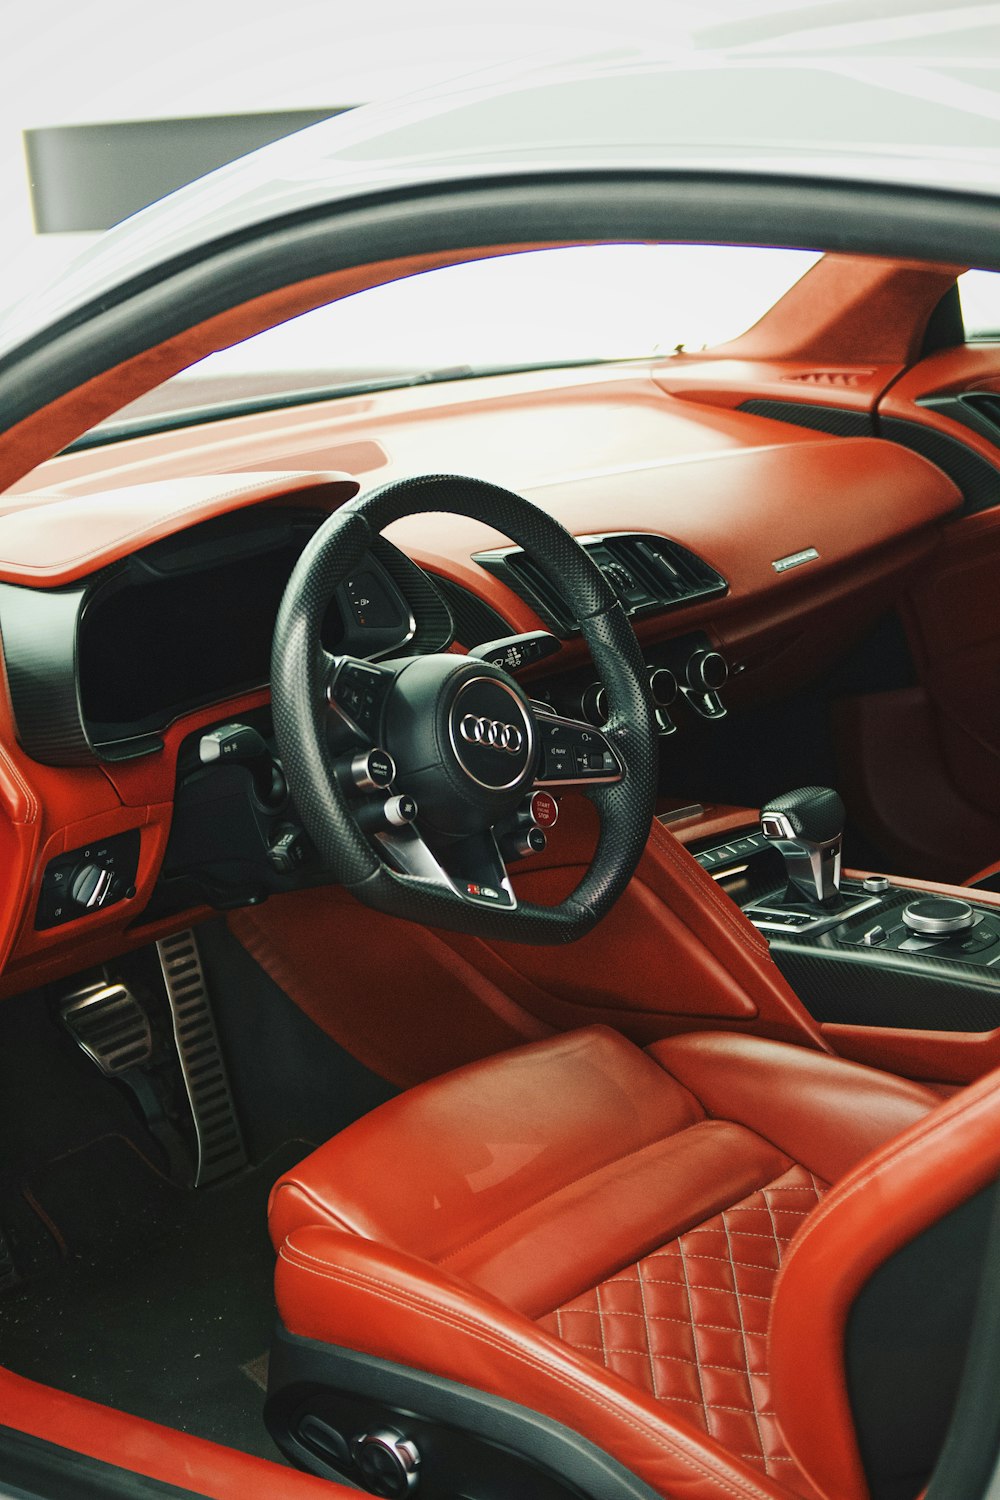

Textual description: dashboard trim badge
[772,547,820,574]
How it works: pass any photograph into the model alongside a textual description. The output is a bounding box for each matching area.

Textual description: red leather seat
[267,1027,1000,1500]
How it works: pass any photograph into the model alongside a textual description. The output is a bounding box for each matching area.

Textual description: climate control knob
[686,650,729,694]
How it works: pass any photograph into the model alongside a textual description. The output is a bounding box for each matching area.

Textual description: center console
[691,785,1000,1037]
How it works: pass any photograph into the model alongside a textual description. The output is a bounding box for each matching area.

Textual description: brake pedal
[157,930,247,1187]
[59,979,193,1184]
[60,980,153,1075]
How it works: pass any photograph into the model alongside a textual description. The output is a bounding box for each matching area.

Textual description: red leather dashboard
[0,345,968,1005]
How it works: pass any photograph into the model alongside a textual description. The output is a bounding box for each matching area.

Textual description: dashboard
[0,360,970,998]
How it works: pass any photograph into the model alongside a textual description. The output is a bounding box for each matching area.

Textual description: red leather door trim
[0,1366,352,1498]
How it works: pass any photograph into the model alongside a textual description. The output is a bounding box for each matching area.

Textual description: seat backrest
[771,1066,1000,1500]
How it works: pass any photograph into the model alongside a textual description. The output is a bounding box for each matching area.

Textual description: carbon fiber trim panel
[878,415,1000,514]
[772,945,1000,1032]
[738,400,874,438]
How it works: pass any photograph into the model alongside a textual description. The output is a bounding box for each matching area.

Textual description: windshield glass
[959,269,1000,341]
[85,243,822,441]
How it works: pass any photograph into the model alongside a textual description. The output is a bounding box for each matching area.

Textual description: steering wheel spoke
[533,712,623,788]
[377,824,517,910]
[325,654,395,744]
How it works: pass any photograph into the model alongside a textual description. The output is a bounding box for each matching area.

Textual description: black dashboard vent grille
[472,533,727,638]
[431,575,513,648]
[498,552,577,635]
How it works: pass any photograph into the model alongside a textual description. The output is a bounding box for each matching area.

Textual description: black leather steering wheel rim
[271,474,658,944]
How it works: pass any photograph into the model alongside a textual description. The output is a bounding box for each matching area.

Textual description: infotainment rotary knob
[901,897,975,936]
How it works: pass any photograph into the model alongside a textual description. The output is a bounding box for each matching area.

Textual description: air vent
[473,533,727,638]
[782,369,874,388]
[918,391,1000,447]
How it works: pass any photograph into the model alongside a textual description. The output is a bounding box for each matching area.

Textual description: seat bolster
[276,1224,798,1500]
[771,1068,1000,1500]
[646,1032,939,1183]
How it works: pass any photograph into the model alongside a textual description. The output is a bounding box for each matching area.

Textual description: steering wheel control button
[862,875,891,894]
[337,747,396,794]
[328,658,392,739]
[448,677,535,791]
[902,897,976,936]
[537,717,620,784]
[528,791,559,828]
[36,827,142,930]
[357,794,418,834]
[352,1429,420,1497]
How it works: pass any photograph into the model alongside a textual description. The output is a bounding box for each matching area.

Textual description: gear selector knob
[761,786,846,907]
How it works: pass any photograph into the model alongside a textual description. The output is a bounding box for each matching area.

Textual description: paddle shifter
[760,786,846,909]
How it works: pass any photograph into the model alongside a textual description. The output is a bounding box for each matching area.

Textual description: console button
[862,875,891,894]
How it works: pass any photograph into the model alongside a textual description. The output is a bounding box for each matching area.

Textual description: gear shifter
[760,786,846,908]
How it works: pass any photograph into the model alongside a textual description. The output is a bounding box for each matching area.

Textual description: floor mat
[0,1136,310,1461]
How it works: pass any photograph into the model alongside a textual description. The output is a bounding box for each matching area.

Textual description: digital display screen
[79,543,343,735]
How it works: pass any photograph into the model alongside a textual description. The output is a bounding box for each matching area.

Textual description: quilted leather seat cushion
[540,1164,827,1497]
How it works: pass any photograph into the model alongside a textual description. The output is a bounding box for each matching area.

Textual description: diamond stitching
[539,1164,827,1499]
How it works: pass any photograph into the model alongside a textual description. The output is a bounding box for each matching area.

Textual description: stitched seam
[655,1251,791,1274]
[594,1279,609,1371]
[592,1288,778,1309]
[721,1209,770,1475]
[634,1257,659,1399]
[684,1228,801,1243]
[676,1232,712,1437]
[782,1084,1000,1277]
[0,746,38,822]
[648,819,766,959]
[561,1308,764,1333]
[279,1247,781,1500]
[562,1344,769,1378]
[438,1120,716,1265]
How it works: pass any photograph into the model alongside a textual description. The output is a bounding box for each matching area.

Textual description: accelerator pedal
[156,930,247,1187]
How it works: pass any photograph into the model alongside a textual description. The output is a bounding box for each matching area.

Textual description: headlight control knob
[686,650,729,694]
[69,863,114,910]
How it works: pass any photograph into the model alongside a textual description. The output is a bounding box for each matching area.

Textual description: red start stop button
[529,791,559,829]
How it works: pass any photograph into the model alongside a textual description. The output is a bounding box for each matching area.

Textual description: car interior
[2,241,1000,1500]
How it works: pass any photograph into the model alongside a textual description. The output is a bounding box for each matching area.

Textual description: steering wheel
[271,475,657,944]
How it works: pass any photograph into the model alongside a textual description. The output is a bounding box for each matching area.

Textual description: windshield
[959,269,1000,341]
[84,244,823,441]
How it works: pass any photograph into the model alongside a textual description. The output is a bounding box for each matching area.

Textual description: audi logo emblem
[459,714,525,754]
